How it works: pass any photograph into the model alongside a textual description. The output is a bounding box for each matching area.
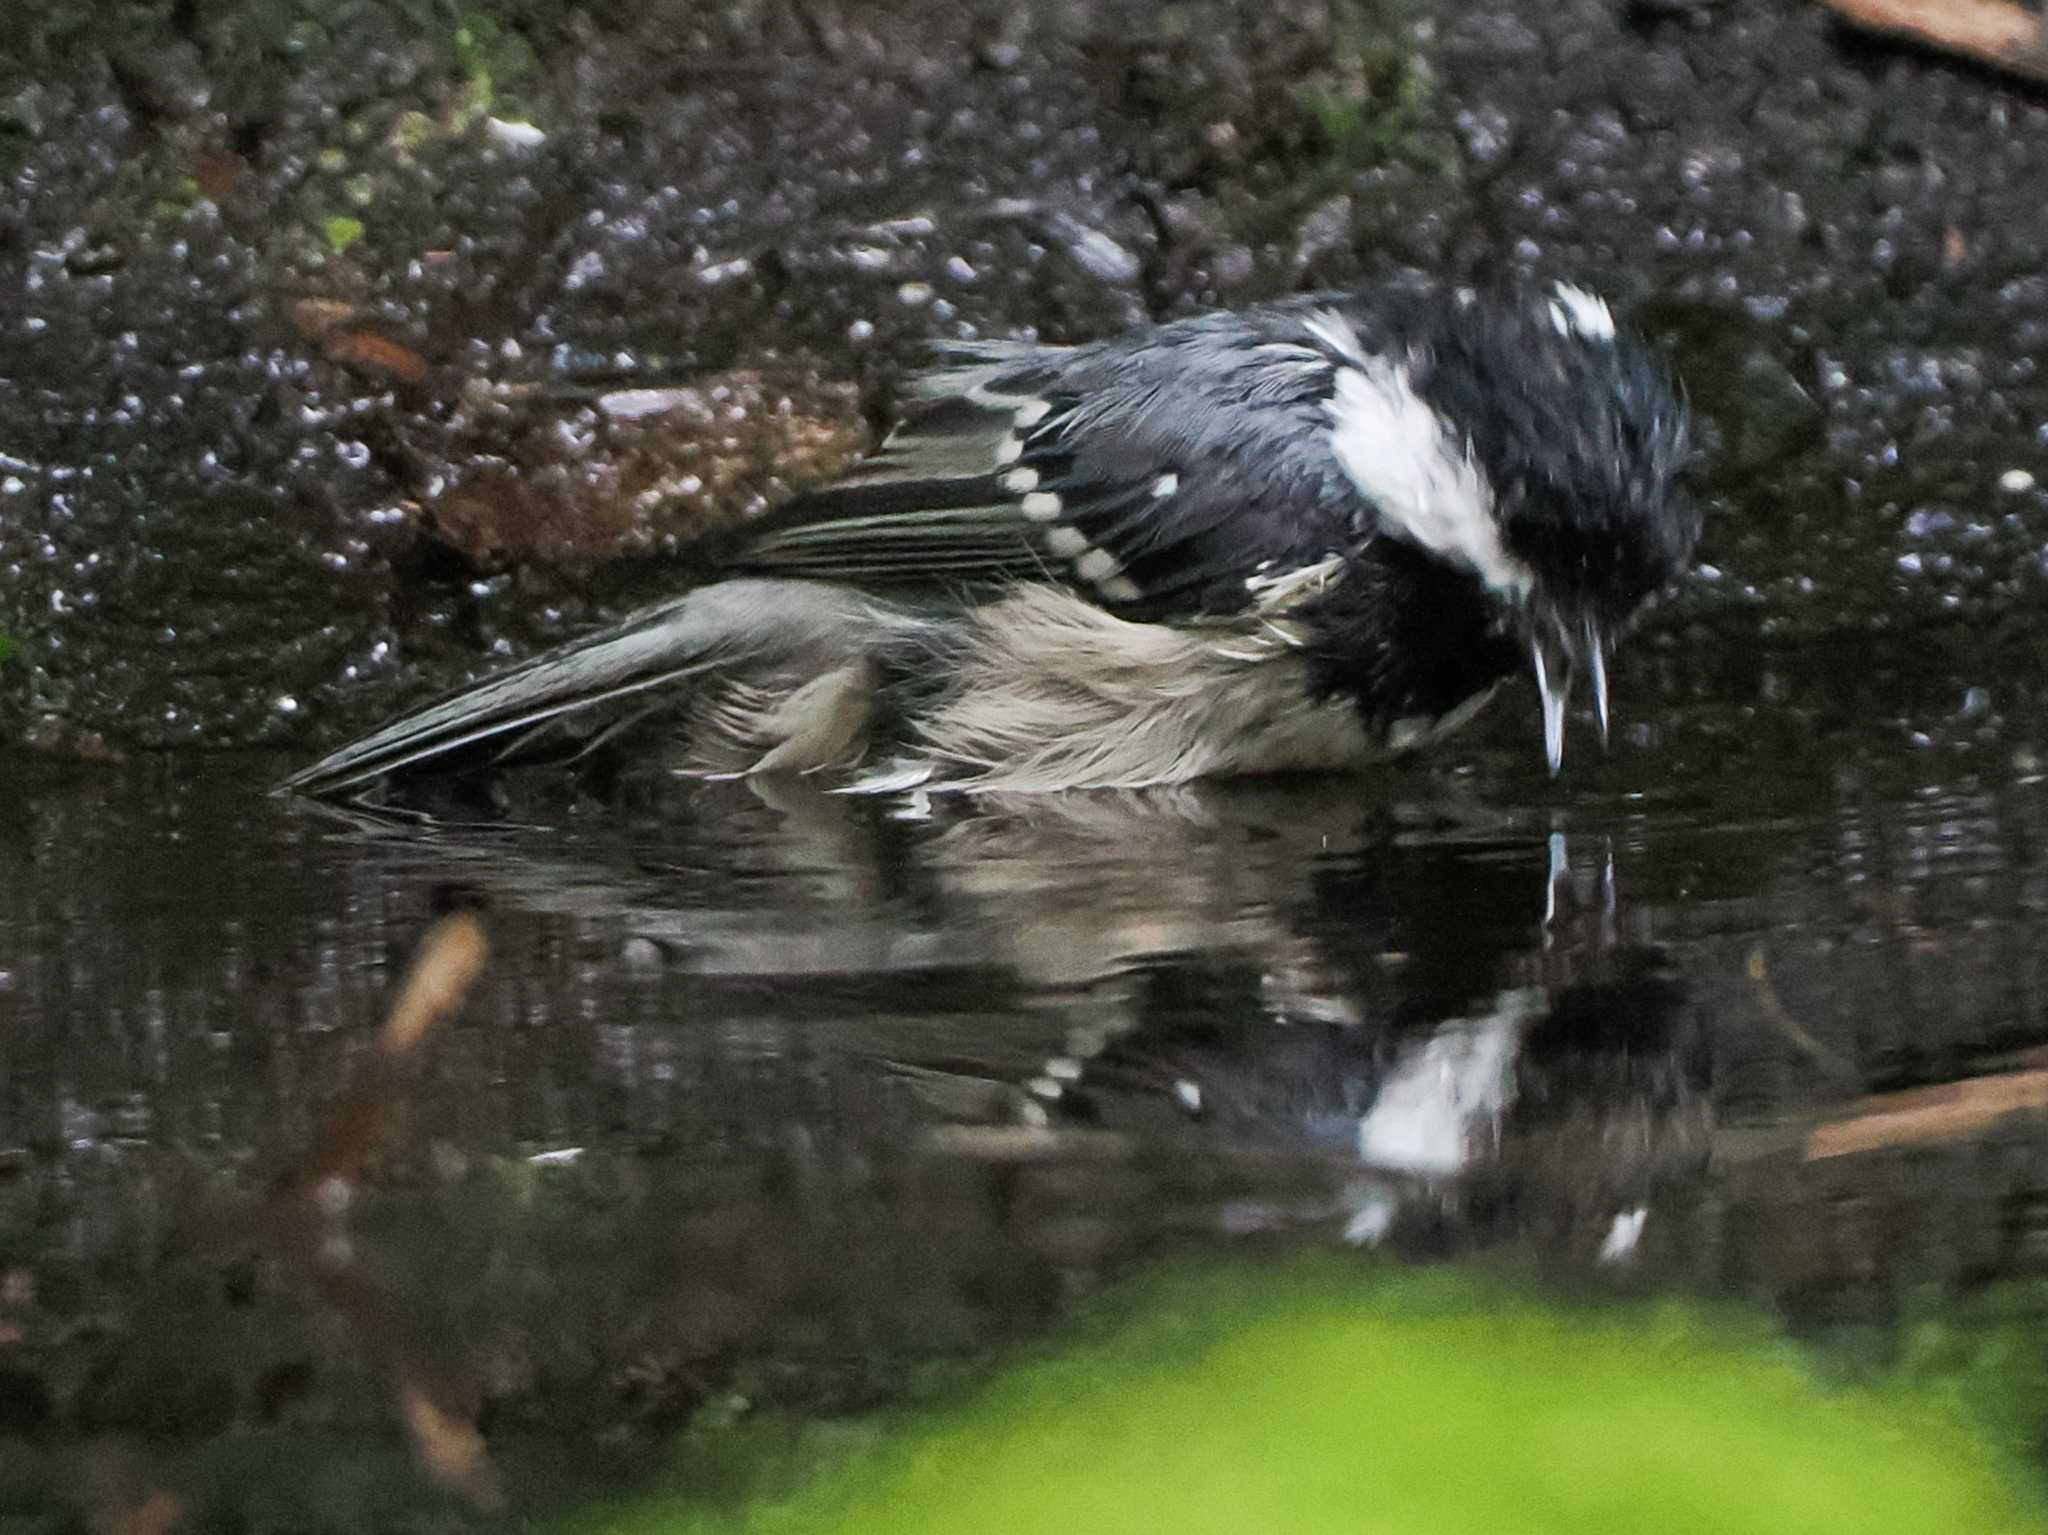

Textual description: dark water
[5,644,2048,1488]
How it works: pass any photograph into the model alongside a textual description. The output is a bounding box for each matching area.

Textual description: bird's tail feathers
[275,580,911,798]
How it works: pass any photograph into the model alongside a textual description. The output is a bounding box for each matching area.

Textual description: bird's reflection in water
[939,787,1709,1264]
[316,768,1712,1267]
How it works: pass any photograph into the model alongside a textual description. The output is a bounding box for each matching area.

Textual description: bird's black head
[1406,282,1696,767]
[1415,282,1695,628]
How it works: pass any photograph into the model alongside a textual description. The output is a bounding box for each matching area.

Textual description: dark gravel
[1,0,2044,756]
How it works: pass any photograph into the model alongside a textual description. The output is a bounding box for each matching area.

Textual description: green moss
[1294,34,1430,179]
[445,7,542,127]
[563,1260,2046,1535]
[140,165,210,225]
[0,629,16,666]
[321,215,366,254]
[389,109,439,154]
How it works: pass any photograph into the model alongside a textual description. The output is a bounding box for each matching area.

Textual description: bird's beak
[1527,613,1609,776]
[1529,622,1570,776]
[1584,614,1610,748]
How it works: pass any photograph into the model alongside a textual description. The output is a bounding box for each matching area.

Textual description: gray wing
[737,310,1381,618]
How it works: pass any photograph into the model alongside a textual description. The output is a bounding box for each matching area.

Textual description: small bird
[279,279,1694,801]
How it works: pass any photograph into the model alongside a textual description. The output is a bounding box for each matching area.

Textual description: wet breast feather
[906,585,1374,792]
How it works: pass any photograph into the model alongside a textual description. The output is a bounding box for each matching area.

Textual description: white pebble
[486,117,547,150]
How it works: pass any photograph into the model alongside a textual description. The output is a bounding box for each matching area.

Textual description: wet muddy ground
[4,0,2048,1524]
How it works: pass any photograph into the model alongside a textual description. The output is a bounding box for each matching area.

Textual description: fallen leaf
[322,329,431,384]
[288,297,358,340]
[1818,0,2048,84]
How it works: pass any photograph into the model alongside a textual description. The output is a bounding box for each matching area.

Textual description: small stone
[485,117,547,151]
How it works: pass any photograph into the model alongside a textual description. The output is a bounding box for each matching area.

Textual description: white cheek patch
[1548,282,1615,342]
[1324,357,1532,598]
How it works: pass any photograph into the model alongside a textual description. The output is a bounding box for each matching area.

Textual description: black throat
[1295,541,1521,737]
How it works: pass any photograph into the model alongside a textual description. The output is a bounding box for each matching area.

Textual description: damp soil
[3,0,2048,1526]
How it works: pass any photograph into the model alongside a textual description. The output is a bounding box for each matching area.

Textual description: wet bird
[279,280,1694,801]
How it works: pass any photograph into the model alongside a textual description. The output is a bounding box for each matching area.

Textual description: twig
[375,912,490,1060]
[294,912,489,1192]
[270,913,502,1510]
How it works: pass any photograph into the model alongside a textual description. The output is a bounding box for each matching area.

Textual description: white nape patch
[995,435,1025,465]
[1325,360,1532,598]
[1074,548,1123,585]
[1151,472,1179,498]
[1020,491,1063,520]
[1355,989,1541,1176]
[1000,467,1039,492]
[1244,551,1345,614]
[1548,281,1616,342]
[1042,526,1089,557]
[1012,398,1053,428]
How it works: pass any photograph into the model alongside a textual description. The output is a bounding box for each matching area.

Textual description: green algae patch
[320,215,366,255]
[1294,35,1430,179]
[567,1261,2047,1535]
